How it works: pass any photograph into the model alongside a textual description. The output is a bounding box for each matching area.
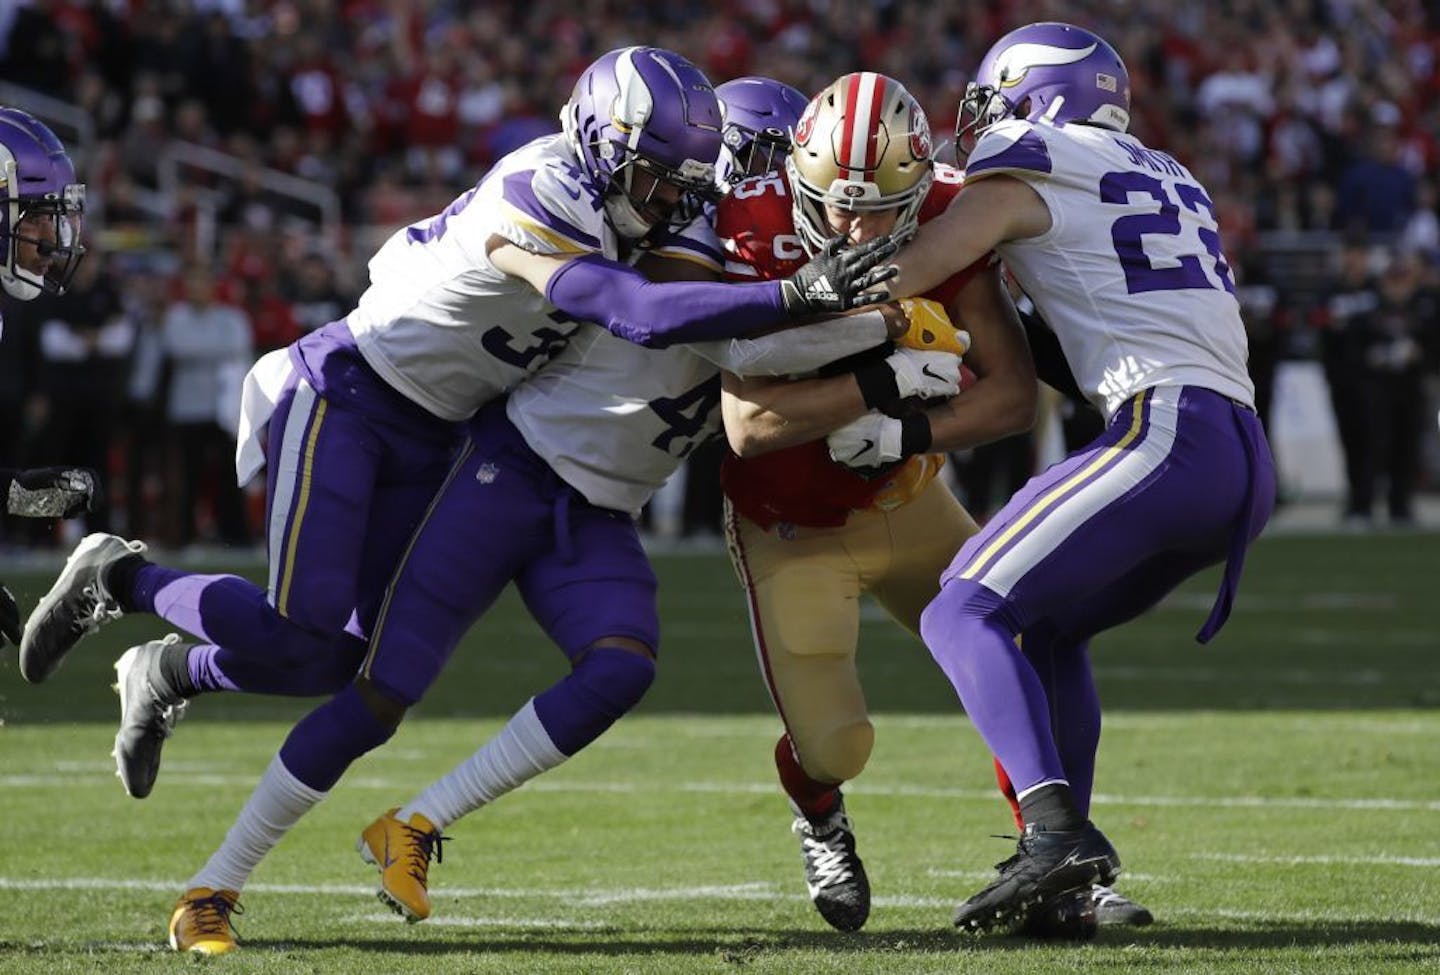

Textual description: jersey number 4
[649,376,721,459]
[1100,171,1235,296]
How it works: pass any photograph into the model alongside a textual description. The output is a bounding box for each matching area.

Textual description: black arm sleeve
[1020,309,1090,408]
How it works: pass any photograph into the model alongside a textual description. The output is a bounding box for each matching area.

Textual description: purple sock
[278,685,395,791]
[1021,625,1100,816]
[919,580,1066,794]
[532,647,655,756]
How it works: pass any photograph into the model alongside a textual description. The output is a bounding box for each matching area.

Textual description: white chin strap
[604,193,656,241]
[0,266,40,301]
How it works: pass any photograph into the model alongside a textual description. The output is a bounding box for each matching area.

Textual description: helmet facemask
[0,157,86,300]
[955,83,1017,160]
[719,123,792,186]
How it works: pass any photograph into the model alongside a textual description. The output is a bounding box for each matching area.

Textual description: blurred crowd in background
[1,0,1437,551]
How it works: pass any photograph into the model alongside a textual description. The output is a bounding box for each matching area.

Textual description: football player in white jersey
[860,23,1277,933]
[17,45,896,781]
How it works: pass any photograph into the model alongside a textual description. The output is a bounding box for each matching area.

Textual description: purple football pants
[132,325,460,695]
[276,399,661,791]
[360,398,660,706]
[920,385,1276,810]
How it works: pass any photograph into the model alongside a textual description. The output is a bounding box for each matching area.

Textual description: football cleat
[791,798,871,932]
[1017,887,1098,940]
[19,532,145,683]
[358,807,448,923]
[169,887,242,955]
[1092,884,1154,926]
[112,634,190,799]
[953,821,1120,933]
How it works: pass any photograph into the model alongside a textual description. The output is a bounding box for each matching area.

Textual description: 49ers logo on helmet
[794,96,820,147]
[909,114,933,161]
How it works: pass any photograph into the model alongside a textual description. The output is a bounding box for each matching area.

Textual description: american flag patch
[1096,73,1118,92]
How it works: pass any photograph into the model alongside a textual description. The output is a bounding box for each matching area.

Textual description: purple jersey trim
[967,128,1054,178]
[502,171,601,250]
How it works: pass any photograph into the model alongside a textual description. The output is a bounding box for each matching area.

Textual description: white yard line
[1194,852,1440,868]
[3,772,1437,813]
[4,876,1438,928]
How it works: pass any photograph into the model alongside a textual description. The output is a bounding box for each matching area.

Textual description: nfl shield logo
[476,462,500,484]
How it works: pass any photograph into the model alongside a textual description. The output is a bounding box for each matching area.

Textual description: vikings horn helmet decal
[957,22,1131,157]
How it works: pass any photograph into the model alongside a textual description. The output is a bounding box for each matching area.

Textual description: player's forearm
[924,367,1038,454]
[546,254,787,349]
[722,374,870,458]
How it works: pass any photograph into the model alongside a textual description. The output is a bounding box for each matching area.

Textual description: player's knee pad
[795,718,874,785]
[573,643,656,719]
[534,643,656,756]
[920,579,1010,646]
[354,675,410,732]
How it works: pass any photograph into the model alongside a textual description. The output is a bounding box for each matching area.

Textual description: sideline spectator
[160,263,253,547]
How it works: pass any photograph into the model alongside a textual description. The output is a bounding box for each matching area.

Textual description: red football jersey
[718,165,982,529]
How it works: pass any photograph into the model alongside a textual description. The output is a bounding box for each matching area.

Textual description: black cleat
[1017,887,1098,941]
[953,821,1120,933]
[19,532,145,683]
[1091,884,1154,926]
[792,797,870,932]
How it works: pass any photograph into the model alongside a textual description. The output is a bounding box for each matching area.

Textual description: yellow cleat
[893,297,971,357]
[357,807,448,923]
[169,887,242,955]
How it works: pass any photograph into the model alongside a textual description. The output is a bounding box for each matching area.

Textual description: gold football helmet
[785,72,934,255]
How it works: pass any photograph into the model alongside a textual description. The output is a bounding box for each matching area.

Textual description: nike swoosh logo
[922,364,949,383]
[846,439,875,463]
[382,836,399,869]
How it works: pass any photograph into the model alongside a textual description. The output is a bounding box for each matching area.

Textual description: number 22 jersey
[965,118,1254,419]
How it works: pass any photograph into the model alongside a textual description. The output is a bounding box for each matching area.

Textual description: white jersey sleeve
[346,135,619,422]
[967,119,1254,419]
[687,309,889,376]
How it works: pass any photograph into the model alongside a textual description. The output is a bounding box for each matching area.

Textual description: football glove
[886,349,962,400]
[827,410,934,475]
[892,297,972,357]
[6,467,99,519]
[854,349,963,411]
[779,234,899,315]
[0,584,19,647]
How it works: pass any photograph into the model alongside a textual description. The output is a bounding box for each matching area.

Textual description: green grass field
[0,531,1437,974]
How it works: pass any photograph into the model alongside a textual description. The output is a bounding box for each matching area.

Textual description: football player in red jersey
[716,71,1153,936]
[715,72,1038,933]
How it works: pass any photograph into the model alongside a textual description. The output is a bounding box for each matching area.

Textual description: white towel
[234,349,296,487]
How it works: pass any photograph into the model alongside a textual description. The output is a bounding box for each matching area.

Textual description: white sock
[188,755,327,892]
[400,698,565,829]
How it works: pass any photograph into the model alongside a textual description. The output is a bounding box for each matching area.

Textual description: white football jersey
[347,134,721,421]
[507,316,890,516]
[966,119,1254,419]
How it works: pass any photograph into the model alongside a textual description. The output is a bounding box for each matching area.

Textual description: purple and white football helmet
[714,77,808,187]
[957,22,1130,158]
[562,47,723,240]
[0,107,86,300]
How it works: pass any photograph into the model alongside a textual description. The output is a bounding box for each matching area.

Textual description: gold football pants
[724,477,980,784]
